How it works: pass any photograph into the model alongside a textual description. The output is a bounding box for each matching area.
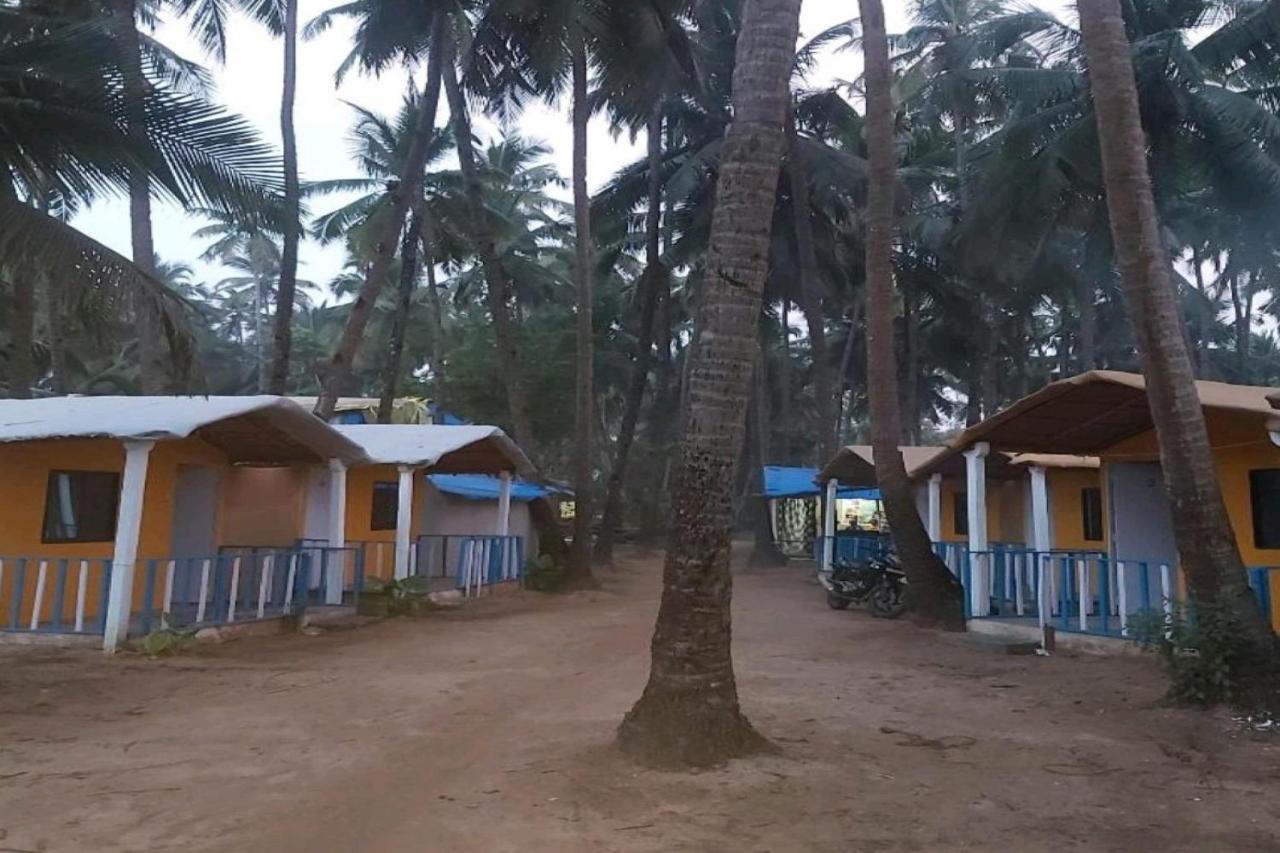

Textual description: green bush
[374,576,434,617]
[1130,600,1254,707]
[135,628,196,657]
[523,554,564,592]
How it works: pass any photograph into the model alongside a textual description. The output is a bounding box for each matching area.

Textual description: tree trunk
[596,104,666,564]
[750,329,786,567]
[314,12,444,419]
[421,210,446,384]
[112,0,163,394]
[901,278,919,443]
[568,38,597,582]
[859,0,965,629]
[616,0,801,768]
[1077,276,1097,371]
[376,206,423,423]
[1077,0,1276,661]
[268,0,300,395]
[443,57,537,455]
[786,111,836,464]
[6,274,35,398]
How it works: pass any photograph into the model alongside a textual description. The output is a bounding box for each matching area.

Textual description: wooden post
[104,439,154,653]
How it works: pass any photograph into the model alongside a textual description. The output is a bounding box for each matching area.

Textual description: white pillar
[1029,465,1051,552]
[103,440,155,654]
[963,442,990,617]
[927,473,942,542]
[822,478,838,569]
[1269,426,1280,447]
[326,459,347,604]
[394,465,415,580]
[496,471,513,535]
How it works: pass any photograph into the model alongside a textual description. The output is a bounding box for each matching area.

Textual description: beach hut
[0,396,366,651]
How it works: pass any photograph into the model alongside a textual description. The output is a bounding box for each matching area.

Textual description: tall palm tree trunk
[1076,0,1276,660]
[420,210,446,383]
[568,38,596,579]
[786,111,835,464]
[596,104,665,564]
[6,274,35,398]
[376,206,423,423]
[442,58,537,455]
[616,0,801,769]
[268,0,300,395]
[314,13,445,419]
[859,0,965,629]
[112,0,163,394]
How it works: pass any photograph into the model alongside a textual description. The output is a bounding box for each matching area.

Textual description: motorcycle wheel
[869,583,906,619]
[826,592,851,610]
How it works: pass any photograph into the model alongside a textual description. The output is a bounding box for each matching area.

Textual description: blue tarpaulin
[428,473,567,503]
[762,466,880,501]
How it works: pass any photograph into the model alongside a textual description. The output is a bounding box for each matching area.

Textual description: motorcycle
[818,553,908,619]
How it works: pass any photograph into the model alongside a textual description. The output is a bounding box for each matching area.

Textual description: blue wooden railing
[414,534,525,593]
[0,555,112,635]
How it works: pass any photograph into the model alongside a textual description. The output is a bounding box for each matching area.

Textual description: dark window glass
[42,471,121,543]
[370,481,399,531]
[1249,469,1280,550]
[1081,487,1104,542]
[953,492,969,536]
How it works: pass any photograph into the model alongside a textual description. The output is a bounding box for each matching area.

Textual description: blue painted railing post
[9,558,26,629]
[51,559,69,631]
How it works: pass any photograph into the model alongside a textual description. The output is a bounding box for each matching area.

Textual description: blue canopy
[762,466,880,501]
[428,473,566,503]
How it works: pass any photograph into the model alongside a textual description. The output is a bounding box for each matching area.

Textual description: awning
[428,473,568,502]
[763,466,881,500]
[334,424,530,473]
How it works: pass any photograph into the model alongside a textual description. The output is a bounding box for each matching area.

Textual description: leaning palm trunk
[858,0,965,630]
[112,0,163,394]
[376,205,424,423]
[313,12,445,420]
[567,38,596,581]
[596,104,666,564]
[268,0,301,395]
[1076,0,1276,661]
[786,111,836,464]
[442,58,536,454]
[616,0,801,769]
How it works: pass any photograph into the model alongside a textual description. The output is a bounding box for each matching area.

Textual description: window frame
[1081,487,1104,543]
[1249,468,1280,550]
[41,469,122,544]
[369,480,399,532]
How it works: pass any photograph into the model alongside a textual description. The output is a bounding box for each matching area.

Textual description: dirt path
[1,549,1277,852]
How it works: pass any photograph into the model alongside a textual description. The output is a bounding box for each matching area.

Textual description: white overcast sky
[69,1,1052,290]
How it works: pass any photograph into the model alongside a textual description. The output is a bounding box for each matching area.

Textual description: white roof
[0,396,366,462]
[333,424,529,471]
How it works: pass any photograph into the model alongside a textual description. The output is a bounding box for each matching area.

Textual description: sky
[70,1,921,291]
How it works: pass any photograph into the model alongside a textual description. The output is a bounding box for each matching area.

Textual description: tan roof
[944,370,1278,455]
[818,445,947,485]
[1269,390,1280,410]
[1008,454,1100,470]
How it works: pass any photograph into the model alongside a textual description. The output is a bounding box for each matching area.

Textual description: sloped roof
[944,370,1279,455]
[429,473,568,502]
[334,424,529,472]
[0,396,366,464]
[762,465,880,499]
[1008,453,1100,470]
[818,445,948,485]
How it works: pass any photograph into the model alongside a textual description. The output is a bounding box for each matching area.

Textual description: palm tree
[616,0,802,769]
[859,0,966,628]
[1074,0,1276,680]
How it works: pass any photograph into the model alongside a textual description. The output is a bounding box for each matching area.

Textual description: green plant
[523,554,565,592]
[375,576,434,617]
[1129,600,1259,708]
[135,628,196,657]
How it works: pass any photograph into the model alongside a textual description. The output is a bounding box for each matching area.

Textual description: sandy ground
[1,548,1278,852]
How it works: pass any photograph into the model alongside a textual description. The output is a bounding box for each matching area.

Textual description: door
[1108,462,1178,612]
[170,465,221,602]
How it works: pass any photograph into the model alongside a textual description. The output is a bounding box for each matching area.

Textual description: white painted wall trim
[103,439,155,654]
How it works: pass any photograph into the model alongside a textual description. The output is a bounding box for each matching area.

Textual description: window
[1081,487,1104,542]
[1249,469,1280,550]
[953,492,969,536]
[370,481,399,531]
[42,471,120,543]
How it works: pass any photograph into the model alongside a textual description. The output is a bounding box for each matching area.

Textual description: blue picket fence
[414,534,525,593]
[0,555,113,635]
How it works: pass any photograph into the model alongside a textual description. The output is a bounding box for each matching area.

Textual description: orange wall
[1048,467,1109,552]
[343,464,427,582]
[221,467,309,548]
[937,477,1025,544]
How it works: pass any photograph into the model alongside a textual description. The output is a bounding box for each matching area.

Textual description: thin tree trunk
[443,58,537,454]
[596,104,666,564]
[376,206,423,423]
[268,0,300,395]
[901,279,919,443]
[421,210,446,383]
[787,111,836,464]
[750,328,786,567]
[254,277,266,391]
[6,274,35,398]
[1077,0,1276,662]
[859,0,965,629]
[112,0,162,394]
[46,283,66,395]
[568,38,596,580]
[314,12,444,419]
[777,297,792,422]
[1190,246,1206,376]
[617,0,801,769]
[1077,276,1096,370]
